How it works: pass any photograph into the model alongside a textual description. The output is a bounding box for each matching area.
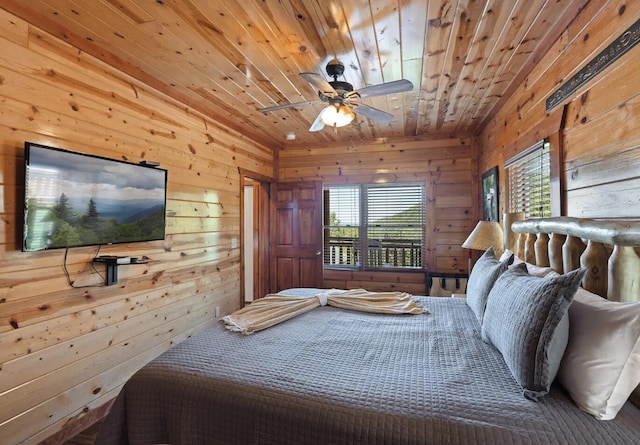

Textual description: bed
[95,217,640,445]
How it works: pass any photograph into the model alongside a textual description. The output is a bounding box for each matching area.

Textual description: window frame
[323,182,426,271]
[505,139,553,218]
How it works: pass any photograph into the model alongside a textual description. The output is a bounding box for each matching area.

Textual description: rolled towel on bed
[325,288,426,314]
[222,288,426,335]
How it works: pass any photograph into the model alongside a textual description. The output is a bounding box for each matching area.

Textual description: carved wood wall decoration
[546,17,640,111]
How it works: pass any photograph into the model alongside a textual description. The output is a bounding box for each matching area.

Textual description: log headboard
[510,217,640,302]
[509,216,640,408]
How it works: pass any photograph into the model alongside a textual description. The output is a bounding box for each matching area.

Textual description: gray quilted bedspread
[96,296,640,445]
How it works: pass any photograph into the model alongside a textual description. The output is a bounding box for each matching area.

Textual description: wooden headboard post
[503,212,525,253]
[548,233,566,273]
[581,240,609,298]
[562,236,585,274]
[510,217,640,302]
[524,233,536,264]
[534,233,551,267]
[609,245,640,302]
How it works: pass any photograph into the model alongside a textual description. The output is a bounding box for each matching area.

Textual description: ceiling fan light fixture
[320,104,354,128]
[260,59,413,132]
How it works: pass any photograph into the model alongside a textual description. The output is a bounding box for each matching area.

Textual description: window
[505,139,551,217]
[323,183,425,270]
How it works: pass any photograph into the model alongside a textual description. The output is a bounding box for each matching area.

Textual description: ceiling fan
[258,59,413,132]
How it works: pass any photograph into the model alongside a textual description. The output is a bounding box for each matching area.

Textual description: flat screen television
[23,142,168,252]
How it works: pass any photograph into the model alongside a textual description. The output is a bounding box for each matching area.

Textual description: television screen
[23,142,167,252]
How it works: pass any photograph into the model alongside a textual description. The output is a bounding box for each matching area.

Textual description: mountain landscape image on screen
[23,143,167,251]
[25,193,166,251]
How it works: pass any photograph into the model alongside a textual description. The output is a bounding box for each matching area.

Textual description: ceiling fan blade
[301,72,338,98]
[355,79,413,99]
[309,109,326,132]
[352,104,394,123]
[258,100,316,113]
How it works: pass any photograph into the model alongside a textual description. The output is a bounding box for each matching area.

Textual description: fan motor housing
[318,59,357,103]
[329,81,353,93]
[326,59,345,78]
[319,81,354,103]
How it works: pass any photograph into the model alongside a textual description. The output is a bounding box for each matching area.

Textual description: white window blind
[323,183,425,270]
[505,140,551,218]
[323,186,360,268]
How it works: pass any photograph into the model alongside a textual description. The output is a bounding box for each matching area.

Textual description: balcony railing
[324,237,422,268]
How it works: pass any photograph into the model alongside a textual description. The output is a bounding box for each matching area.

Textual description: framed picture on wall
[482,166,499,222]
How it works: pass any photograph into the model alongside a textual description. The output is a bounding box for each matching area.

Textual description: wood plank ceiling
[1,0,588,148]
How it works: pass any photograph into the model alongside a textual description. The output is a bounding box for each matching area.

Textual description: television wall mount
[93,256,148,285]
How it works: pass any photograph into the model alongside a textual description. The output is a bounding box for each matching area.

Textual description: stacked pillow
[481,264,586,400]
[509,256,557,277]
[557,287,640,419]
[465,247,512,325]
[468,248,640,418]
[632,388,640,408]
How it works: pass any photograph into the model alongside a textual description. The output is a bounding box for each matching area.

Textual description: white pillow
[499,249,514,263]
[511,257,557,278]
[557,288,640,420]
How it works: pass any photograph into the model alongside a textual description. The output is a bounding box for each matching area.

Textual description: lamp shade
[462,220,504,254]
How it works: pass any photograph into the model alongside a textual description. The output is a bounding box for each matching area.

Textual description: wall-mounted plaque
[546,18,640,111]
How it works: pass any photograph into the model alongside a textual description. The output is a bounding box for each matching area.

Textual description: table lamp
[462,221,504,273]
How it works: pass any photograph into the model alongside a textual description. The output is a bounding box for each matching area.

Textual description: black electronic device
[91,255,150,286]
[22,142,168,252]
[94,255,131,264]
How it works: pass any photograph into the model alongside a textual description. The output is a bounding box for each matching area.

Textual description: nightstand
[425,271,468,296]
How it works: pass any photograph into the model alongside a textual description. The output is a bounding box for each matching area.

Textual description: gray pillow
[481,264,586,400]
[632,387,640,409]
[465,247,512,325]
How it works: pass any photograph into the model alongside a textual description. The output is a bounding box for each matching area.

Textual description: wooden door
[271,181,324,292]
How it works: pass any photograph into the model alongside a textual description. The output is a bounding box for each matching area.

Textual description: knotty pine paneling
[277,135,477,290]
[324,269,426,296]
[478,0,640,220]
[0,11,273,445]
[0,1,585,147]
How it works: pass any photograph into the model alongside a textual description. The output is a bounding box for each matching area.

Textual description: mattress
[96,292,640,444]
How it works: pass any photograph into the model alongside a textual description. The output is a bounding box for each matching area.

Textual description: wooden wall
[277,135,476,293]
[0,10,273,445]
[478,0,640,219]
[9,0,640,442]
